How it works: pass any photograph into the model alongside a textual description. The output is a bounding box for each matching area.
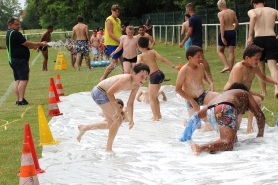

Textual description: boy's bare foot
[191,143,201,156]
[246,127,254,134]
[76,124,89,142]
[150,117,160,121]
[275,91,278,99]
[202,124,214,132]
[220,67,230,73]
[105,149,114,153]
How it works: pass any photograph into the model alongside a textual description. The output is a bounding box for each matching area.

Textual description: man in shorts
[72,15,91,70]
[100,4,124,81]
[248,0,278,97]
[6,18,48,105]
[217,0,239,73]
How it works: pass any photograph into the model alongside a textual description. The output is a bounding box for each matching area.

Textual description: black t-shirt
[6,29,30,60]
[189,14,203,47]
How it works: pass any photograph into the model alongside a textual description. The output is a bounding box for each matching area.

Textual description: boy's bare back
[73,23,89,40]
[137,50,160,74]
[218,9,238,30]
[99,74,140,92]
[248,7,278,37]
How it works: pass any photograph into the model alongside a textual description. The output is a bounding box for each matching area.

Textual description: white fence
[152,22,251,51]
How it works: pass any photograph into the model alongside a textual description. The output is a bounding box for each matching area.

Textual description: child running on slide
[77,63,150,152]
[136,36,179,121]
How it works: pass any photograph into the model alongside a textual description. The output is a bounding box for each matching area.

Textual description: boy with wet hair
[176,45,218,131]
[111,25,138,74]
[224,44,278,133]
[77,63,150,152]
[137,37,179,121]
[190,83,265,156]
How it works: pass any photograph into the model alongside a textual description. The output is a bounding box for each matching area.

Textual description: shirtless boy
[136,25,155,50]
[191,83,265,156]
[111,26,138,74]
[97,27,105,60]
[217,0,239,73]
[137,89,167,103]
[72,15,91,70]
[224,45,278,133]
[77,63,150,152]
[175,46,218,131]
[90,30,100,61]
[37,25,53,71]
[137,37,179,121]
[248,0,278,97]
[181,14,192,50]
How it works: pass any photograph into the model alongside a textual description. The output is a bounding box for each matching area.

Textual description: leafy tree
[0,0,21,30]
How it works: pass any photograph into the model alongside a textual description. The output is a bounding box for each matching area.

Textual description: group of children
[75,29,276,155]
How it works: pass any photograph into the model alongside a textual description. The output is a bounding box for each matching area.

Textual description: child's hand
[110,52,115,56]
[128,120,134,129]
[113,110,121,120]
[208,84,214,91]
[163,97,167,102]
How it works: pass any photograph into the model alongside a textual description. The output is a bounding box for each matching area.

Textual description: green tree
[0,0,21,30]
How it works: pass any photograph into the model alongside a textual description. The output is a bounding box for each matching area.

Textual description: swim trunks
[186,90,208,110]
[76,40,89,55]
[207,102,237,130]
[218,30,236,46]
[253,36,278,62]
[123,56,137,63]
[91,86,109,105]
[92,46,99,56]
[106,45,123,59]
[184,37,192,50]
[39,46,48,51]
[150,70,165,84]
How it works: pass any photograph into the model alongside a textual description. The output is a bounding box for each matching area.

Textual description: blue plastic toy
[179,112,201,142]
[90,60,110,67]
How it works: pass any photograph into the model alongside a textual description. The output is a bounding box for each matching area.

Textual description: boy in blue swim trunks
[137,37,179,121]
[77,63,150,152]
[190,83,265,156]
[176,46,218,131]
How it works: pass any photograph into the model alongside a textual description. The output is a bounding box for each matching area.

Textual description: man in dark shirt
[179,3,213,81]
[6,17,48,105]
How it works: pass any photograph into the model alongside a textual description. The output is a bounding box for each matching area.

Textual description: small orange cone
[48,83,63,116]
[55,74,64,96]
[50,77,60,102]
[23,124,45,173]
[38,105,61,146]
[19,143,40,185]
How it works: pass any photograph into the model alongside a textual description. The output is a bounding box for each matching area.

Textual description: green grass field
[0,43,277,184]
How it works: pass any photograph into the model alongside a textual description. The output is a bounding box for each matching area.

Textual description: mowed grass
[0,43,277,184]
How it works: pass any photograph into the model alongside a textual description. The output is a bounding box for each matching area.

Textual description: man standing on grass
[100,4,124,81]
[72,15,91,70]
[179,2,213,81]
[217,0,239,73]
[6,17,48,106]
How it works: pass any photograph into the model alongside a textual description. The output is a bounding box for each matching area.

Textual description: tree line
[0,0,255,31]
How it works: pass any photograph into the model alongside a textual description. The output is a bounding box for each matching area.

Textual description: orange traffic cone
[23,124,45,173]
[38,105,61,146]
[50,77,60,102]
[19,143,40,185]
[48,83,63,116]
[55,74,64,96]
